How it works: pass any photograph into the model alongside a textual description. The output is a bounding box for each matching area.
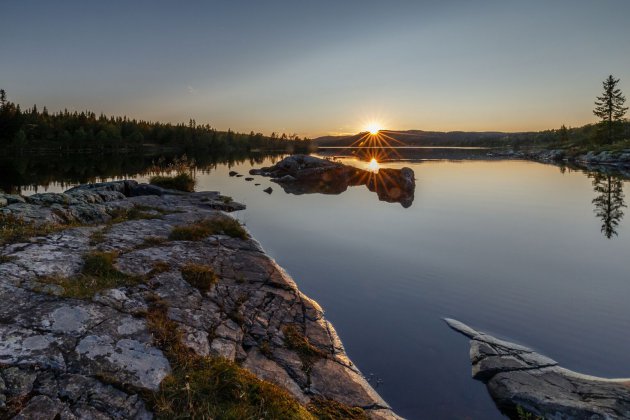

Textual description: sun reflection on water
[367,158,380,173]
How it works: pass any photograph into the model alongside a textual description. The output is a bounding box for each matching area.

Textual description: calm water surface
[14,154,630,419]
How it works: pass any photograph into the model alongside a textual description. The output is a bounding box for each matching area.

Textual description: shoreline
[0,181,398,419]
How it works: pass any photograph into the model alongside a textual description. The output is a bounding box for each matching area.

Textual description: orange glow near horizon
[364,121,383,135]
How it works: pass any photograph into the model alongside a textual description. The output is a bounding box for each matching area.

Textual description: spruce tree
[593,75,628,143]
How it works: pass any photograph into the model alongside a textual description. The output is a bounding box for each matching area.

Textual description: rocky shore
[250,155,416,207]
[0,181,398,419]
[491,148,630,177]
[446,319,630,419]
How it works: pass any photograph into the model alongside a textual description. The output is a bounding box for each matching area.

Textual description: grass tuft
[41,251,142,299]
[169,217,248,241]
[516,406,543,420]
[0,213,65,245]
[108,206,164,223]
[89,229,106,245]
[149,173,195,192]
[145,301,314,419]
[181,263,218,292]
[307,397,368,420]
[283,325,326,374]
[0,255,16,264]
[137,236,167,249]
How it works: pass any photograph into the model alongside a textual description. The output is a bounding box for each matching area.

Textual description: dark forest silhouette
[0,89,311,154]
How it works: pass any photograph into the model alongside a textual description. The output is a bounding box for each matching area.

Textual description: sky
[2,0,630,137]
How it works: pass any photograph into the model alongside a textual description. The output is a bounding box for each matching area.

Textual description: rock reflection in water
[251,154,416,208]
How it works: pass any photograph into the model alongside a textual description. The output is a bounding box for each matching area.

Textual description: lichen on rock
[0,180,398,419]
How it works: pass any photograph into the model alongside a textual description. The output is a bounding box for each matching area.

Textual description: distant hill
[314,129,556,148]
[315,123,630,150]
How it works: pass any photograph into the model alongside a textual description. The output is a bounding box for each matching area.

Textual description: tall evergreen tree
[558,124,569,143]
[593,75,628,143]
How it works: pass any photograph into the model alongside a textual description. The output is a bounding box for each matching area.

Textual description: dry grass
[137,236,167,249]
[41,251,143,299]
[283,324,327,372]
[0,254,16,264]
[108,206,164,223]
[181,263,218,292]
[149,173,195,192]
[307,398,368,420]
[145,300,315,420]
[169,217,248,241]
[0,213,66,245]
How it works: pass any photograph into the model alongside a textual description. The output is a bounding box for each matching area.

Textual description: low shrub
[283,324,326,372]
[149,173,195,192]
[181,263,218,292]
[169,217,248,241]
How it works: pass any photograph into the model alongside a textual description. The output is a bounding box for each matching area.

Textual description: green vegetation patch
[108,206,166,223]
[145,300,315,420]
[0,254,16,264]
[283,325,327,373]
[42,251,142,299]
[149,173,195,192]
[137,235,167,249]
[307,398,368,420]
[181,263,218,292]
[516,406,543,420]
[169,217,248,241]
[0,213,65,245]
[89,229,107,246]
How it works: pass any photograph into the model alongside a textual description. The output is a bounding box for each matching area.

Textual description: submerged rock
[445,318,630,419]
[254,154,416,207]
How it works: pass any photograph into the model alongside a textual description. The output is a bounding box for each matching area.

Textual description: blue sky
[2,0,629,136]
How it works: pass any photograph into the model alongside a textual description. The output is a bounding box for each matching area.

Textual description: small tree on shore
[593,75,628,143]
[558,124,569,143]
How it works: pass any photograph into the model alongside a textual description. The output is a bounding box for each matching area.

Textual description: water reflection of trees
[0,151,286,194]
[590,173,627,238]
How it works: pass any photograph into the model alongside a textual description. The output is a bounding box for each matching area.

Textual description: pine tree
[558,124,569,143]
[593,75,628,143]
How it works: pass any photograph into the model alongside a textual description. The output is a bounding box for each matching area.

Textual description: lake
[4,150,630,419]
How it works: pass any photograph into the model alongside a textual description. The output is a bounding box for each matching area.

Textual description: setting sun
[365,122,382,135]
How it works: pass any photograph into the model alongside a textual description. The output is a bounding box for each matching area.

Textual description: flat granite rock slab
[0,181,399,419]
[445,318,630,419]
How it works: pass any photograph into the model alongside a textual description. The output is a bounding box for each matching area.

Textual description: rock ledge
[446,318,630,419]
[0,181,398,419]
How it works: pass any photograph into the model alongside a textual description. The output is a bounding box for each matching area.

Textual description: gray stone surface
[254,154,416,207]
[0,181,396,419]
[446,318,630,419]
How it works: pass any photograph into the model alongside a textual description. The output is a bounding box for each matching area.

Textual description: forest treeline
[0,90,312,154]
[314,122,630,149]
[317,75,630,151]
